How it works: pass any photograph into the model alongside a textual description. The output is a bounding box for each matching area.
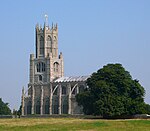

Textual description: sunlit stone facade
[21,20,89,115]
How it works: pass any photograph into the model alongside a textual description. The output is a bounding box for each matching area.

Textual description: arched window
[39,75,42,81]
[62,86,67,95]
[37,62,45,72]
[45,99,49,114]
[27,101,32,114]
[39,62,41,71]
[47,36,52,47]
[37,63,39,72]
[40,36,44,55]
[36,100,40,114]
[53,62,59,72]
[41,62,45,72]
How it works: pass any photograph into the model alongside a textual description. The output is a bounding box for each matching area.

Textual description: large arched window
[27,101,32,114]
[37,62,45,72]
[53,62,59,72]
[36,100,40,114]
[62,86,67,95]
[40,36,44,55]
[45,99,49,114]
[41,62,45,72]
[47,36,52,55]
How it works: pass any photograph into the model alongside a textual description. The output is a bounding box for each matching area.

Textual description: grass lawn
[0,118,150,131]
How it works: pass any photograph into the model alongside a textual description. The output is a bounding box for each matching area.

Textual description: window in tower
[39,75,42,81]
[37,63,40,72]
[40,36,44,55]
[47,35,52,54]
[42,62,45,72]
[39,62,41,71]
[47,35,52,47]
[53,62,59,72]
[37,62,46,72]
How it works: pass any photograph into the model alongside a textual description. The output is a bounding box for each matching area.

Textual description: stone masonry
[21,18,89,115]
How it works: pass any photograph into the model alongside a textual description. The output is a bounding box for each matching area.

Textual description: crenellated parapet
[35,23,58,34]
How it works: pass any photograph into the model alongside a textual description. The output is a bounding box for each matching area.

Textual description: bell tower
[29,16,64,83]
[35,21,58,58]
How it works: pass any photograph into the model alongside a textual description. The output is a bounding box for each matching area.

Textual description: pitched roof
[54,76,90,83]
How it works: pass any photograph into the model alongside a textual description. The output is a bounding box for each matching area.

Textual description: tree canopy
[0,98,11,115]
[76,63,149,117]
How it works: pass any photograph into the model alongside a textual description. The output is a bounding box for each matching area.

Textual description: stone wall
[22,81,87,116]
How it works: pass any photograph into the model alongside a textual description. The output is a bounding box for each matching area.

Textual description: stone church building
[21,20,89,115]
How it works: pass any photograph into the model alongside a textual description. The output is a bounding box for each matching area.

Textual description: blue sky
[0,0,150,110]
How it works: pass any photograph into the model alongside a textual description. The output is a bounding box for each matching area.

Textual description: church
[21,18,89,115]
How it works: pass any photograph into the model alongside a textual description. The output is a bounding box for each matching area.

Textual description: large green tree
[0,98,11,115]
[76,63,149,117]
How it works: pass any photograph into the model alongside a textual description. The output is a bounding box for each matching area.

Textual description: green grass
[0,118,150,131]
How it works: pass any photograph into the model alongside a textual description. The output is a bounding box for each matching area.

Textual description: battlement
[36,23,58,33]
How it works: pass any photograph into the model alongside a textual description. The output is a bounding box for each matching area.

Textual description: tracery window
[41,62,45,72]
[40,36,44,55]
[62,86,67,95]
[27,101,31,114]
[45,99,49,114]
[36,100,40,114]
[47,35,52,55]
[37,62,45,72]
[53,62,59,72]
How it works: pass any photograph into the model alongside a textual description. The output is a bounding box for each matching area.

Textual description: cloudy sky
[0,0,150,110]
